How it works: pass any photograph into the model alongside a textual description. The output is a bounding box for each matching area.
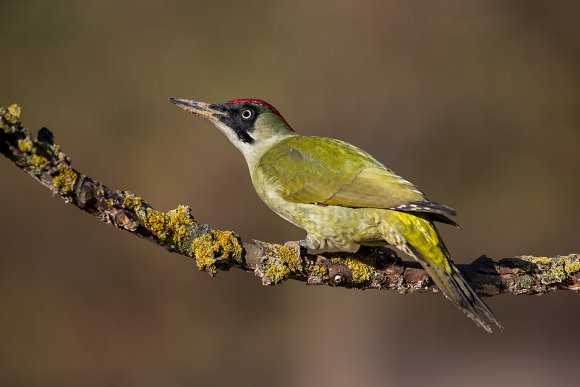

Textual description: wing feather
[258,136,456,220]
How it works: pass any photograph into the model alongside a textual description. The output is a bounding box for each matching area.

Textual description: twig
[1,104,579,296]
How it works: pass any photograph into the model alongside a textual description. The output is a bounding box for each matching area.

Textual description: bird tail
[406,242,503,333]
[390,211,503,332]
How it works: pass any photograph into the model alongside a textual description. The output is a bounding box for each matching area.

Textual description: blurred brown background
[1,1,579,386]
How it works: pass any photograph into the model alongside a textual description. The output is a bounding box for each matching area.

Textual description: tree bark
[1,104,579,296]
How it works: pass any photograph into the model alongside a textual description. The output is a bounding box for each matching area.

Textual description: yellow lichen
[262,244,302,284]
[519,256,571,285]
[2,104,22,128]
[191,230,243,276]
[563,255,580,274]
[29,154,49,174]
[121,195,197,247]
[539,266,566,285]
[52,164,78,193]
[165,205,195,245]
[1,104,19,132]
[143,207,168,240]
[305,262,328,277]
[50,144,61,156]
[6,104,21,123]
[263,262,290,284]
[123,193,144,209]
[276,245,302,273]
[509,274,534,293]
[139,204,196,245]
[331,256,377,283]
[17,138,33,152]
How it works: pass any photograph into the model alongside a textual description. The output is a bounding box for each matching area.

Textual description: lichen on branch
[1,103,579,296]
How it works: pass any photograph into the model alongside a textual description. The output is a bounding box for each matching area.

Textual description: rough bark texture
[1,104,579,296]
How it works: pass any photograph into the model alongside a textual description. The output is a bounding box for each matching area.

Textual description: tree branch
[1,104,579,296]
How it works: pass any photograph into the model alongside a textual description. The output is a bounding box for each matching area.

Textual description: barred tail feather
[407,245,503,333]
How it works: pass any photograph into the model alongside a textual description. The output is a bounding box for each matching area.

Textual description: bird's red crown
[225,99,282,117]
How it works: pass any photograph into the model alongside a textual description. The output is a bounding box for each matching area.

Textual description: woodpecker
[169,97,502,332]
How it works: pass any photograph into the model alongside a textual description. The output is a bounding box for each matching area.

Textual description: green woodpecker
[169,97,502,333]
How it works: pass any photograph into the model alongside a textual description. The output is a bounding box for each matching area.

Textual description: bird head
[169,98,295,162]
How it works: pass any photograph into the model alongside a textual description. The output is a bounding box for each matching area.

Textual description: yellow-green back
[257,136,426,209]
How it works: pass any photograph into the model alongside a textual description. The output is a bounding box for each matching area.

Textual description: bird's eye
[241,109,252,119]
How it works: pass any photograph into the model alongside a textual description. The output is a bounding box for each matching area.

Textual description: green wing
[258,136,428,210]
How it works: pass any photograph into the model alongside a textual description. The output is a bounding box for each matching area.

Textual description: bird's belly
[266,198,391,244]
[253,176,405,249]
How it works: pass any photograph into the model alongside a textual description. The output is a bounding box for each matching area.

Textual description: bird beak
[169,98,225,120]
